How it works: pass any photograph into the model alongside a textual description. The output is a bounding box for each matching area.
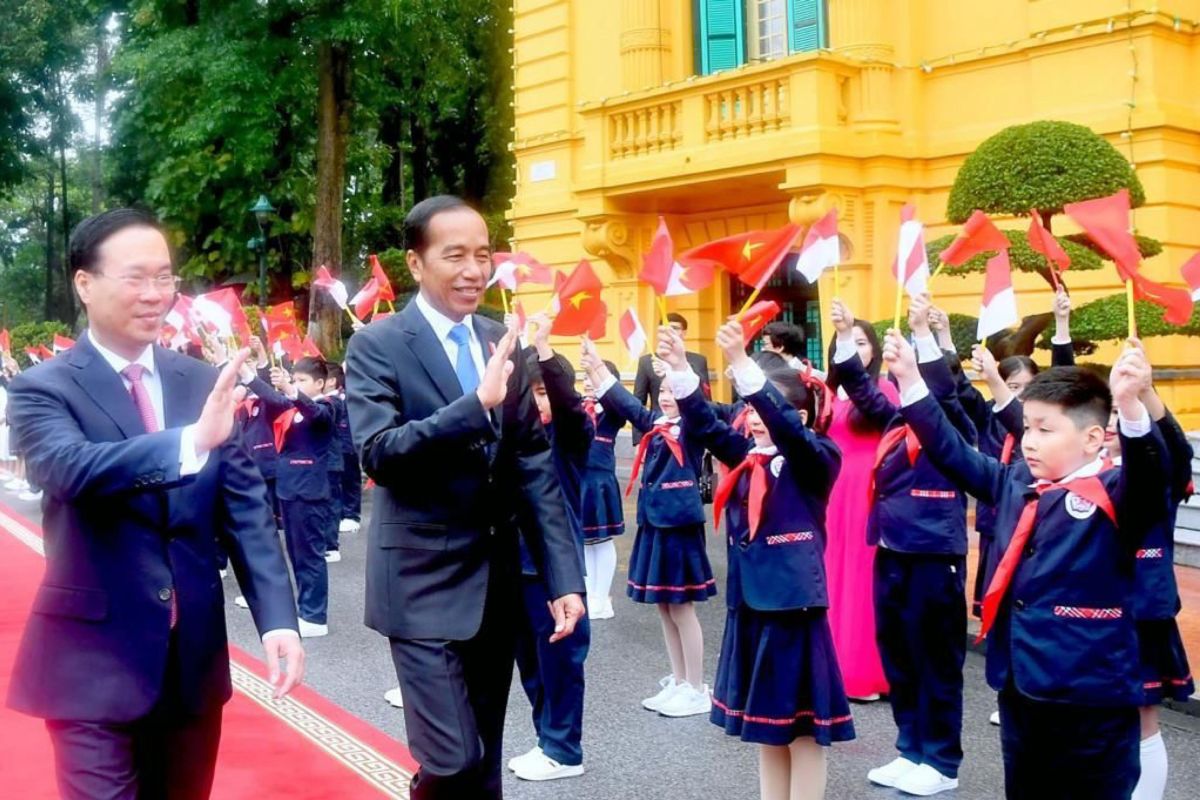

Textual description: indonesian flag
[940,210,1009,267]
[192,288,252,342]
[681,224,802,290]
[368,254,395,302]
[977,250,1020,341]
[1182,253,1200,302]
[164,295,200,349]
[618,309,647,358]
[53,334,76,354]
[24,346,41,364]
[739,300,783,346]
[550,260,606,336]
[794,209,840,283]
[1026,211,1071,273]
[640,217,714,297]
[0,329,9,354]
[38,344,54,361]
[312,265,349,309]
[489,251,553,291]
[350,278,381,321]
[1065,189,1194,326]
[893,204,930,298]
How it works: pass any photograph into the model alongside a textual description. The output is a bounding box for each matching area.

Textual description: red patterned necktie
[977,474,1116,641]
[712,452,770,540]
[626,423,685,497]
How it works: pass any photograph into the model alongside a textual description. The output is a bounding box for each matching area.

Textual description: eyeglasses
[96,272,182,292]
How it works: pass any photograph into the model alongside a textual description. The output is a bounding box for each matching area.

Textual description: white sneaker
[989,710,1001,726]
[383,687,404,708]
[219,569,228,579]
[868,757,921,788]
[657,682,711,718]
[849,693,882,702]
[339,519,360,533]
[324,550,341,563]
[507,745,542,772]
[641,675,680,711]
[894,763,958,796]
[18,489,42,501]
[298,619,328,638]
[233,595,249,609]
[512,751,584,782]
[4,478,23,491]
[588,597,615,620]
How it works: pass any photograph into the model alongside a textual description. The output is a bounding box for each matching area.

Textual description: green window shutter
[787,0,827,53]
[695,0,745,75]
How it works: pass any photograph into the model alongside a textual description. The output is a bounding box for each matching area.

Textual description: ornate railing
[608,100,683,159]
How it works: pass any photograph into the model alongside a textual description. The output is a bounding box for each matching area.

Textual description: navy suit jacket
[345,301,585,641]
[5,335,297,723]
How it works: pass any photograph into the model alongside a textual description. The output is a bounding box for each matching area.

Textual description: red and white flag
[312,265,349,309]
[977,250,1019,341]
[368,254,395,303]
[192,288,252,342]
[640,217,714,296]
[893,204,930,298]
[53,334,76,354]
[1181,252,1200,302]
[24,346,41,364]
[794,209,840,284]
[489,252,553,291]
[350,278,381,321]
[0,329,10,355]
[513,300,529,348]
[618,309,647,358]
[164,294,200,349]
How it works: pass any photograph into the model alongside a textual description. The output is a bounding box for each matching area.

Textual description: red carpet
[0,502,417,798]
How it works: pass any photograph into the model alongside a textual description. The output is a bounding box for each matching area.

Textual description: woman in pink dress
[822,321,891,700]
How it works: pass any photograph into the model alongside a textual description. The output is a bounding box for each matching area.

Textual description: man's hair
[1020,367,1112,429]
[404,195,473,255]
[523,347,544,384]
[293,357,327,381]
[69,208,166,273]
[762,321,806,357]
[666,312,688,331]
[602,359,619,376]
[998,355,1039,382]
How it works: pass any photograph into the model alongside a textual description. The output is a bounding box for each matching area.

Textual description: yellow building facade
[508,0,1200,425]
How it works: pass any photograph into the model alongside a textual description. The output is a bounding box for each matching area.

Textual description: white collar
[654,415,681,426]
[1035,456,1104,487]
[86,330,156,378]
[749,445,778,457]
[414,291,476,344]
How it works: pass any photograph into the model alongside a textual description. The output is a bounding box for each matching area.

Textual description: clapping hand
[476,323,519,411]
[194,348,251,454]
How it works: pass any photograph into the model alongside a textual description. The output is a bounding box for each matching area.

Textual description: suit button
[489,527,496,536]
[158,588,173,602]
[1014,599,1025,610]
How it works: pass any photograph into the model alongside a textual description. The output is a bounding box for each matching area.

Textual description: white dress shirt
[413,291,487,382]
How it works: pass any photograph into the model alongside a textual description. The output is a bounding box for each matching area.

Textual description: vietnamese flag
[739,300,783,346]
[298,336,324,360]
[1182,253,1200,302]
[640,217,714,297]
[490,252,553,291]
[940,210,1009,267]
[1026,211,1070,272]
[53,334,76,354]
[977,250,1020,341]
[349,278,381,321]
[0,329,9,355]
[1065,189,1194,325]
[550,260,606,336]
[618,309,647,357]
[681,224,802,290]
[367,254,395,303]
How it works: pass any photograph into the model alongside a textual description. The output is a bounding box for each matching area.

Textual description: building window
[695,0,828,76]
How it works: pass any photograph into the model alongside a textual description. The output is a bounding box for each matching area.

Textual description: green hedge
[10,321,71,369]
[870,313,982,360]
[1036,292,1200,349]
[926,229,1102,284]
[1061,232,1162,261]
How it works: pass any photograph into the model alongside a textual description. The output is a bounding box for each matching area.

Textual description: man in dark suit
[345,195,586,800]
[633,312,710,430]
[6,209,304,800]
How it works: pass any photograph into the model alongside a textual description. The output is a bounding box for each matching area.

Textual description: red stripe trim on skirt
[712,697,853,727]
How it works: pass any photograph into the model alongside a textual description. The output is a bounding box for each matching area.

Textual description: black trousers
[389,568,519,800]
[339,451,362,522]
[874,548,967,778]
[45,639,224,800]
[999,685,1140,799]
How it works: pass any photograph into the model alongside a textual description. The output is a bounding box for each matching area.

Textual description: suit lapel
[157,348,195,430]
[400,303,464,405]
[67,335,146,439]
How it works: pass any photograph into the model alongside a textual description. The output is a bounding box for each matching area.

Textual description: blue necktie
[448,323,480,394]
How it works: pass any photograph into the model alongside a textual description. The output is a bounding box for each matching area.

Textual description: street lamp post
[248,194,276,307]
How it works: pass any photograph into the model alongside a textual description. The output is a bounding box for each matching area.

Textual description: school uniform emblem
[251,406,260,417]
[293,412,304,424]
[770,455,785,477]
[669,424,681,438]
[1064,491,1097,520]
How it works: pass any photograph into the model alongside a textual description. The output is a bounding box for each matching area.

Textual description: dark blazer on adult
[633,350,710,431]
[345,301,585,642]
[5,335,298,723]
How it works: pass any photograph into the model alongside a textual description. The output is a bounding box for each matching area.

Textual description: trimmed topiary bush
[927,229,1103,283]
[1037,293,1200,352]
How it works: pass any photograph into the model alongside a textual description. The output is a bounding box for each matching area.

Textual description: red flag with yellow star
[739,300,782,346]
[368,254,395,302]
[550,260,606,336]
[680,224,801,290]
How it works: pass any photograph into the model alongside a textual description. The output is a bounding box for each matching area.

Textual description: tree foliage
[1037,294,1200,353]
[926,229,1103,283]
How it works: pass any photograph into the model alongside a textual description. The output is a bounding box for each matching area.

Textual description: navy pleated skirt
[1137,618,1194,705]
[581,468,625,542]
[626,523,716,604]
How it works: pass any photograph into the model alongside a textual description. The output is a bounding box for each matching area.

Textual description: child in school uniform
[884,329,1172,800]
[1097,354,1194,800]
[582,341,716,719]
[509,317,594,782]
[664,320,854,800]
[580,358,626,620]
[831,295,976,797]
[270,357,336,638]
[327,364,363,534]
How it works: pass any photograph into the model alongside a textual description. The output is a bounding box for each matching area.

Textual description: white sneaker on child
[233,596,249,609]
[894,763,958,796]
[867,756,920,788]
[657,682,711,718]
[588,596,614,620]
[324,550,341,563]
[4,478,23,491]
[507,745,542,772]
[297,619,328,638]
[383,687,404,708]
[18,489,42,501]
[512,751,584,782]
[339,519,360,534]
[641,675,679,711]
[989,710,1001,726]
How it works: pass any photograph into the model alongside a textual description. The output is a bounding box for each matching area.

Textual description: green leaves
[1038,293,1200,349]
[926,229,1103,286]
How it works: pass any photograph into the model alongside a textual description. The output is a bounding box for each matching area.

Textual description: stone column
[620,0,670,92]
[829,0,898,130]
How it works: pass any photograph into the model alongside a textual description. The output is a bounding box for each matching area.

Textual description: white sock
[593,539,617,604]
[583,545,598,605]
[1132,731,1167,800]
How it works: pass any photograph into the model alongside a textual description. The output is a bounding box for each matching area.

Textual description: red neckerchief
[626,422,685,497]
[1000,433,1016,465]
[712,452,770,540]
[583,397,598,428]
[272,408,296,452]
[867,425,922,506]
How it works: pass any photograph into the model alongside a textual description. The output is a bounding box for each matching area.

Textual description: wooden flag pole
[500,288,511,316]
[343,306,359,326]
[893,281,905,332]
[1126,279,1137,339]
[735,284,766,321]
[656,295,670,327]
[386,300,395,313]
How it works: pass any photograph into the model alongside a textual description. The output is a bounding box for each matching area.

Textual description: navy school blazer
[273,390,335,503]
[679,382,841,612]
[319,393,347,473]
[901,392,1170,706]
[584,404,625,474]
[240,375,296,480]
[600,378,706,529]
